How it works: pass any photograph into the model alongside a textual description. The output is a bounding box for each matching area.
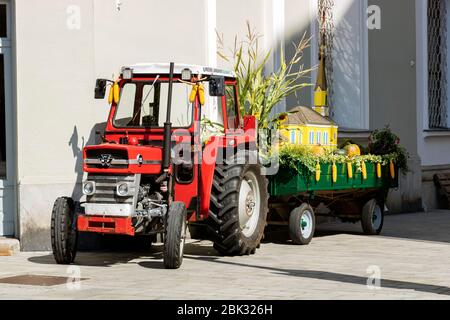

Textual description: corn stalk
[217,22,313,129]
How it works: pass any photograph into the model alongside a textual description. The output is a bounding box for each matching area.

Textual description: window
[428,0,449,128]
[225,85,238,129]
[316,132,321,145]
[298,131,302,144]
[290,130,296,144]
[113,81,193,128]
[309,131,314,144]
[0,4,7,38]
[323,131,329,145]
[317,0,369,129]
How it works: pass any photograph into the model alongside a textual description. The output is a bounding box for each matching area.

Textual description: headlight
[116,183,129,196]
[83,181,96,195]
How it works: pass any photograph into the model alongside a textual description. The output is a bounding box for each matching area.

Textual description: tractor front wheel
[209,156,269,256]
[163,202,187,269]
[51,197,78,264]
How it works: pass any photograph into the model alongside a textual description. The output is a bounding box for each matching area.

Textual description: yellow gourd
[189,84,198,103]
[347,162,353,179]
[198,84,205,105]
[315,162,321,182]
[108,85,114,104]
[376,163,382,178]
[361,161,367,180]
[310,145,325,157]
[332,162,337,183]
[113,82,120,104]
[390,160,395,179]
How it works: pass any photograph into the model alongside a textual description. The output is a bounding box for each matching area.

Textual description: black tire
[208,155,269,256]
[51,197,78,264]
[163,201,187,269]
[289,203,315,245]
[188,223,207,240]
[361,199,384,235]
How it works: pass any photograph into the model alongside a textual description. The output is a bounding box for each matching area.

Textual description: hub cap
[300,210,313,238]
[238,171,261,237]
[372,205,382,231]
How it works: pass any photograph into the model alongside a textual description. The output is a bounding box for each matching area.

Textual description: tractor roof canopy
[122,63,236,79]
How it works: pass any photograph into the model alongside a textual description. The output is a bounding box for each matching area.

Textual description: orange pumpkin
[344,144,361,157]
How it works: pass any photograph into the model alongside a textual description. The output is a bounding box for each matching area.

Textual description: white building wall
[14,0,210,250]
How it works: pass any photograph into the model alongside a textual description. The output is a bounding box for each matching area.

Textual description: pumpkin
[310,145,326,157]
[344,144,361,157]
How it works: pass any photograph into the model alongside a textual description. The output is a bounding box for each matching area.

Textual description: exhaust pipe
[163,62,175,171]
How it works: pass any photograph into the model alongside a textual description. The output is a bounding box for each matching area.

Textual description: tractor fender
[200,137,221,219]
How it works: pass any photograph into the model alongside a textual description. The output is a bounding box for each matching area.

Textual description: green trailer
[268,162,399,245]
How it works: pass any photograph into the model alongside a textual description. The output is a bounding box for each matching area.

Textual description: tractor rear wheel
[163,202,187,269]
[51,197,78,264]
[208,156,269,256]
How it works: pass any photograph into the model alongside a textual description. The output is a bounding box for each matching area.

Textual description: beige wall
[15,0,211,249]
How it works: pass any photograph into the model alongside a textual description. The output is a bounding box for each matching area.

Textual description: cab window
[224,85,238,130]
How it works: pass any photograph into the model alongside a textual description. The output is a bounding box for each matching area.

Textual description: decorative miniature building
[279,106,338,149]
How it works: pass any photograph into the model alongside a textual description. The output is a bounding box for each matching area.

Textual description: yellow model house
[279,106,338,149]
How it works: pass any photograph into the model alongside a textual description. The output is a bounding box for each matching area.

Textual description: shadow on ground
[184,256,450,297]
[27,241,220,268]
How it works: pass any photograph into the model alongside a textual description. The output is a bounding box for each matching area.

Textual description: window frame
[323,131,329,145]
[223,84,239,130]
[309,131,315,144]
[290,130,296,144]
[112,80,195,130]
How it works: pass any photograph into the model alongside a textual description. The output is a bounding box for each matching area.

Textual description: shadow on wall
[68,122,106,250]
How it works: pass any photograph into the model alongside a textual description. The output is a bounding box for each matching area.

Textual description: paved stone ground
[0,210,449,300]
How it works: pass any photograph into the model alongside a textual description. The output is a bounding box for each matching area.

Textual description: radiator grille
[86,174,136,204]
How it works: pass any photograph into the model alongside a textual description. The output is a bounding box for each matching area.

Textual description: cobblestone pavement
[0,211,449,300]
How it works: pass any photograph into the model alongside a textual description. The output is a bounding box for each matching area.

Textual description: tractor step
[77,215,135,236]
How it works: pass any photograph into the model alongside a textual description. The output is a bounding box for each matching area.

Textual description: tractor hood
[83,143,163,175]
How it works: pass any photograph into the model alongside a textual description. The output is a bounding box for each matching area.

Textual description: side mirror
[95,79,107,99]
[209,76,225,96]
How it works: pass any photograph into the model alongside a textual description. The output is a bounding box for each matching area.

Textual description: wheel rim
[372,205,382,231]
[300,209,313,239]
[238,171,261,237]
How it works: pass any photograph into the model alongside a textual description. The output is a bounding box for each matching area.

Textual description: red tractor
[51,63,269,268]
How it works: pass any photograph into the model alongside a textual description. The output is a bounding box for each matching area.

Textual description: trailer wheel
[51,197,78,264]
[163,202,187,269]
[361,199,384,235]
[289,203,315,245]
[209,154,269,256]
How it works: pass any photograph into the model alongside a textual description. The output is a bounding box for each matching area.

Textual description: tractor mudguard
[199,136,221,220]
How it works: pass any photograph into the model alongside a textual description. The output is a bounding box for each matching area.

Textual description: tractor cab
[51,63,266,269]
